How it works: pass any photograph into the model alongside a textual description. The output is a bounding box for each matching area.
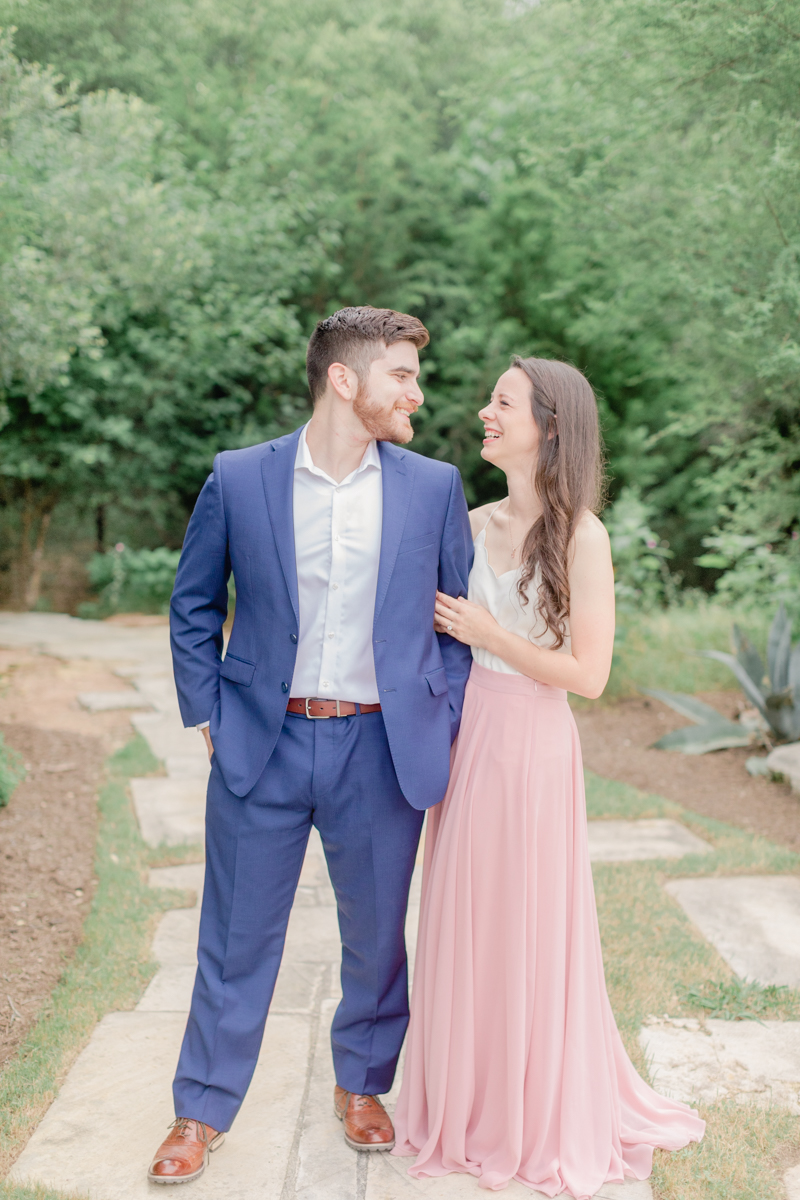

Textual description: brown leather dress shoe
[334,1085,395,1151]
[148,1118,224,1184]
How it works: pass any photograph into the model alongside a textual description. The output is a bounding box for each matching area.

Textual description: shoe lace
[169,1118,209,1144]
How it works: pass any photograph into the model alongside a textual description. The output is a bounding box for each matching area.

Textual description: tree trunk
[23,508,53,611]
[96,504,105,553]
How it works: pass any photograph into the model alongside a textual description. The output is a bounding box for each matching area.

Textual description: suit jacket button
[290,633,298,643]
[281,682,289,693]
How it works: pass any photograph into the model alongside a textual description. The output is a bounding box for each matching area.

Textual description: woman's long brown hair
[511,357,605,649]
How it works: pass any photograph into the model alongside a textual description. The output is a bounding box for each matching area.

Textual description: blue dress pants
[172,710,424,1133]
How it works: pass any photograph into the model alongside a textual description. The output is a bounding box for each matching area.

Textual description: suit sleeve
[437,467,474,741]
[169,454,231,728]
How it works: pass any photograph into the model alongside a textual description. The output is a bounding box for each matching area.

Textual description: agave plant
[643,688,754,754]
[644,605,800,754]
[699,604,800,743]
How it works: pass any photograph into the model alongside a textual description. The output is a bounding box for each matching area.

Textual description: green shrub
[697,532,800,621]
[80,545,181,617]
[606,598,773,700]
[0,734,25,807]
[603,487,677,613]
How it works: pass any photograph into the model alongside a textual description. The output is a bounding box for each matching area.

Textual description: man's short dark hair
[306,306,430,402]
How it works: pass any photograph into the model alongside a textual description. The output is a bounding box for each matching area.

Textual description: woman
[392,357,704,1197]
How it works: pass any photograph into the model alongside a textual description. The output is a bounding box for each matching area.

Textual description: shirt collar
[294,422,381,485]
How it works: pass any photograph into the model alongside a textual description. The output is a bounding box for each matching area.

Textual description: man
[148,306,473,1183]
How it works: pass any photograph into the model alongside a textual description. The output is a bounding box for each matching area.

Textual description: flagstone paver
[785,1163,800,1199]
[0,611,172,664]
[587,818,712,863]
[665,875,800,988]
[130,777,207,847]
[78,690,155,711]
[640,1016,800,1114]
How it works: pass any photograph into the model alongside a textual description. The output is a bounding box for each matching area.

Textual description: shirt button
[321,680,329,689]
[328,632,334,639]
[331,583,339,590]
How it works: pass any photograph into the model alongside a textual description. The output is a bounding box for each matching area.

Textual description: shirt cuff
[196,721,210,730]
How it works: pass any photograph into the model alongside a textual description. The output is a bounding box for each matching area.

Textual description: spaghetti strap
[479,499,505,537]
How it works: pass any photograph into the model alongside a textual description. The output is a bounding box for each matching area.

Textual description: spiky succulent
[700,604,800,742]
[643,688,753,754]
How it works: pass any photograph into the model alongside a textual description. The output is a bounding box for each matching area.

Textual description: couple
[149,306,704,1197]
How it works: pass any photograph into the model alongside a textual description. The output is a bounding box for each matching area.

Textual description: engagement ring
[447,624,453,631]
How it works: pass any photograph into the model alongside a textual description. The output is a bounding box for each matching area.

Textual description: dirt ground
[574,690,800,851]
[0,648,134,1068]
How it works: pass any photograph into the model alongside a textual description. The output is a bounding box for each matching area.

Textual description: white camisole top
[468,504,571,675]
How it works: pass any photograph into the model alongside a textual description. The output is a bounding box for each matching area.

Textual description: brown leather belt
[287,697,382,719]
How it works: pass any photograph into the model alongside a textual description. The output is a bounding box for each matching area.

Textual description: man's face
[353,341,424,443]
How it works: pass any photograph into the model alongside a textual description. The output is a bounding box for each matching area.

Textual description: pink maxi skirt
[392,663,704,1197]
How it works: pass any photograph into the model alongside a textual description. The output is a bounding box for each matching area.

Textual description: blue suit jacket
[169,426,474,809]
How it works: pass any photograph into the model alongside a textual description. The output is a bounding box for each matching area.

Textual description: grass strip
[586,769,800,1197]
[0,735,183,1193]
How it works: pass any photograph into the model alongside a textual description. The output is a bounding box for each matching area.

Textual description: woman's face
[478,368,540,471]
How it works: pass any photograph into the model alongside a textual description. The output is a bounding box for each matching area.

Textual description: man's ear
[327,361,357,401]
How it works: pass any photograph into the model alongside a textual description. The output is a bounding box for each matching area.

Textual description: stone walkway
[2,612,799,1197]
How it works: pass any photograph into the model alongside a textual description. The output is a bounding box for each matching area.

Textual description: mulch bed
[573,691,800,852]
[0,723,104,1069]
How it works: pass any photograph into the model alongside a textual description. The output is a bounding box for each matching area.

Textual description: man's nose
[408,381,424,407]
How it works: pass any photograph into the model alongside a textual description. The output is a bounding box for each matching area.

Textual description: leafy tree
[1,0,799,609]
[0,34,324,604]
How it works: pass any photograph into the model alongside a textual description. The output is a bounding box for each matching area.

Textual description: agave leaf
[652,721,753,755]
[767,604,791,692]
[698,650,772,723]
[773,620,792,692]
[789,643,800,695]
[770,703,800,743]
[732,624,765,692]
[642,688,725,725]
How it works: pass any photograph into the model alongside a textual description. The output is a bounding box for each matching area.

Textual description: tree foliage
[0,0,798,608]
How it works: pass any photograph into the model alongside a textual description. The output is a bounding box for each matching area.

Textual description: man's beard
[352,380,415,444]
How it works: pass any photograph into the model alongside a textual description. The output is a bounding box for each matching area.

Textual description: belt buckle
[304,697,340,719]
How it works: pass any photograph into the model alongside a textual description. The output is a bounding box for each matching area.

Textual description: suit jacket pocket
[219,652,256,686]
[397,530,438,556]
[425,667,448,697]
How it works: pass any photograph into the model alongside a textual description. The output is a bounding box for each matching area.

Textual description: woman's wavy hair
[511,356,605,648]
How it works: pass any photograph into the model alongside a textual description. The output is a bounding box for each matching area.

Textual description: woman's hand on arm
[434,592,501,648]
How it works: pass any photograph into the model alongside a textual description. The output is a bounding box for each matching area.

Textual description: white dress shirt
[289,423,382,703]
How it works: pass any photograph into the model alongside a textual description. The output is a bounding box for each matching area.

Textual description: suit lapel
[260,427,303,623]
[375,442,415,621]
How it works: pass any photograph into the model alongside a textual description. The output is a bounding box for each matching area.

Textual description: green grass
[147,841,205,868]
[606,598,773,700]
[0,736,185,1189]
[588,770,800,1197]
[682,979,800,1022]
